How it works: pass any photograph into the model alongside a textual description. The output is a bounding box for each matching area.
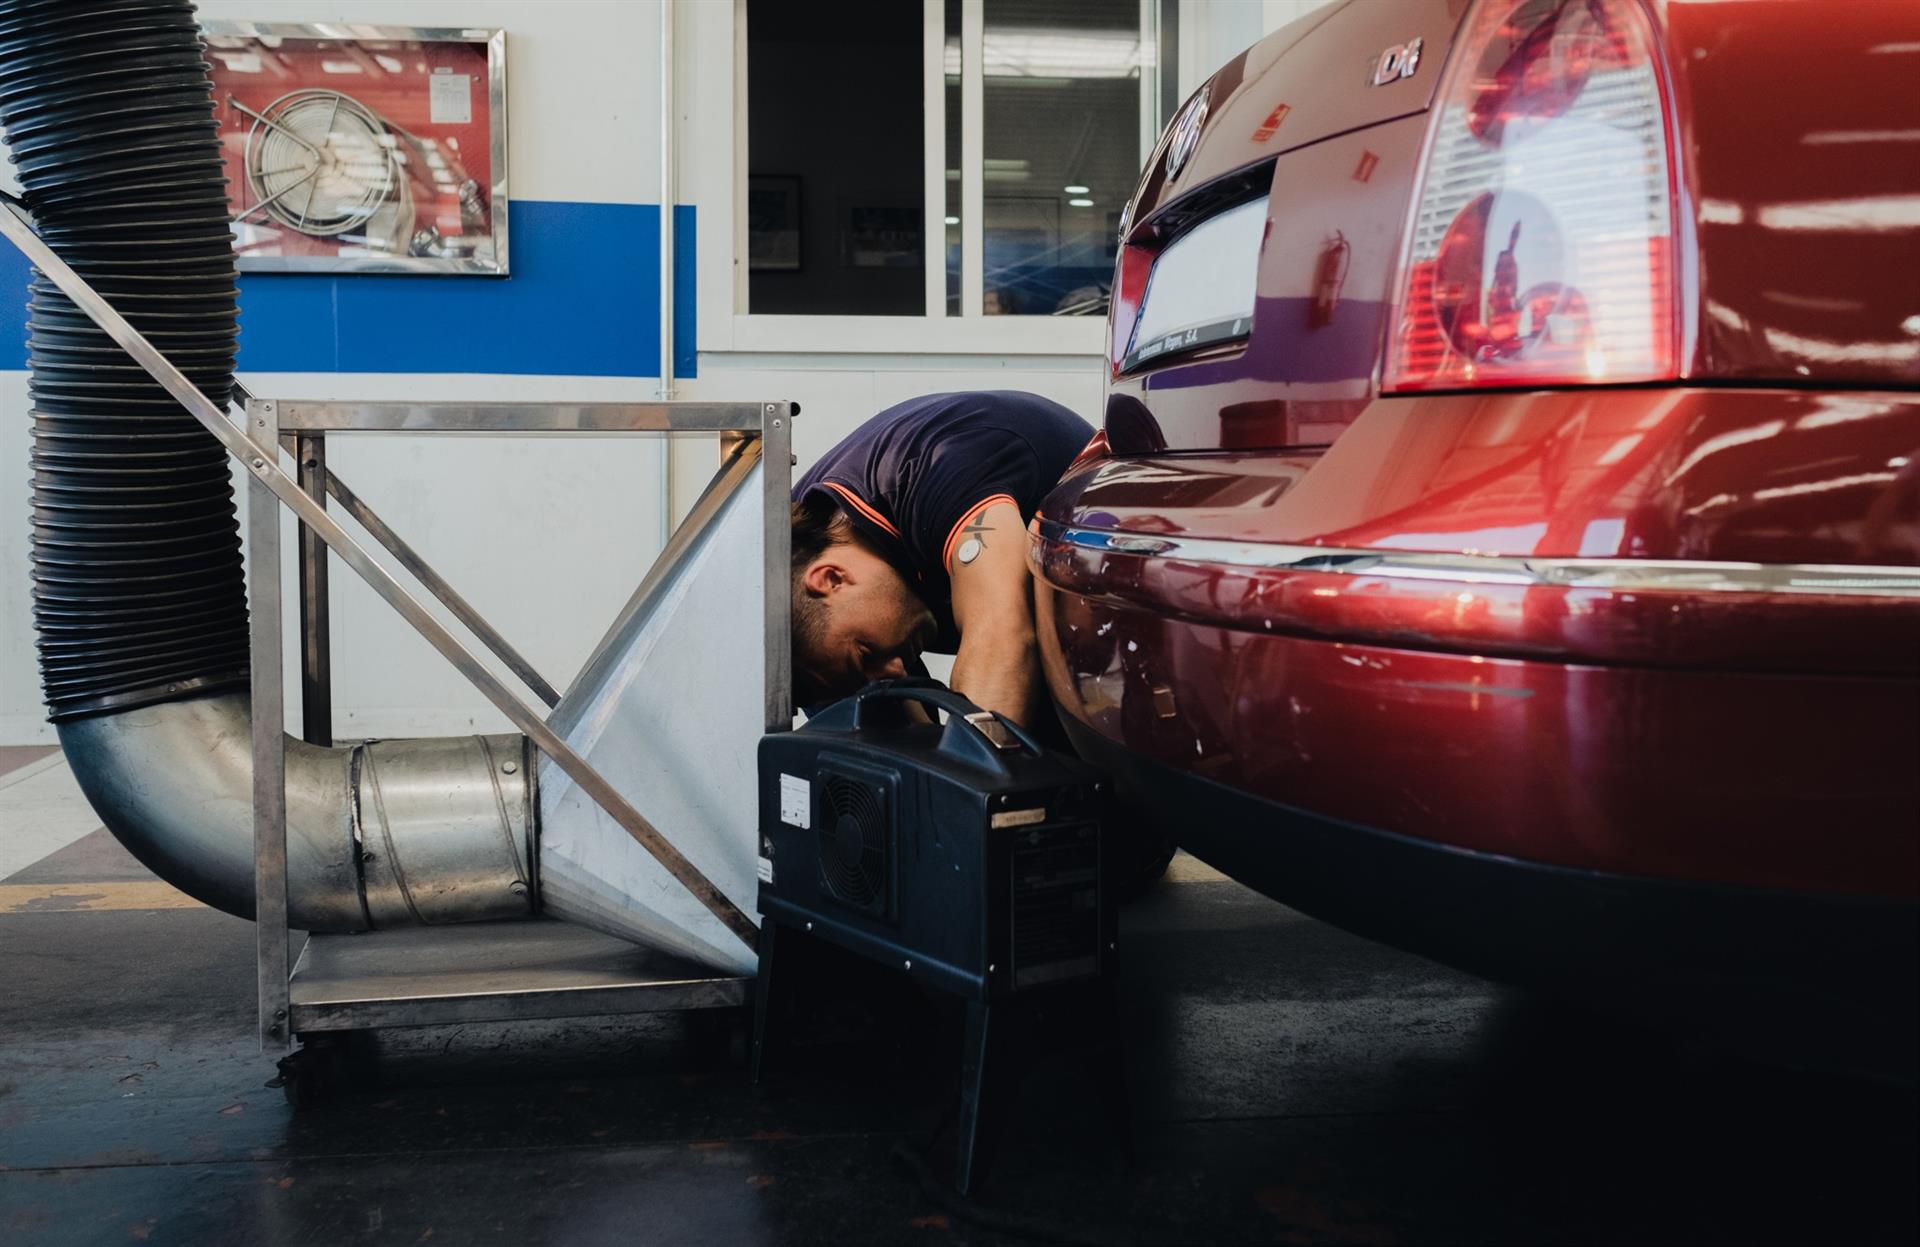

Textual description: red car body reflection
[1033,0,1919,1072]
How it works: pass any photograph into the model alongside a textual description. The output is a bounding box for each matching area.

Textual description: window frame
[719,0,1166,356]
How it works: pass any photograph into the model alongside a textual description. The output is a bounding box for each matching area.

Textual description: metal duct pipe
[1,0,535,932]
[60,694,535,929]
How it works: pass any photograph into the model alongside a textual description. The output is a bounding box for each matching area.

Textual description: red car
[1032,0,1920,1071]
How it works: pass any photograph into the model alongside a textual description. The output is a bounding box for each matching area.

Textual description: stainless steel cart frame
[253,396,791,1049]
[0,202,792,1054]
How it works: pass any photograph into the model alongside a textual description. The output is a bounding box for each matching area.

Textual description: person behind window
[982,285,1022,316]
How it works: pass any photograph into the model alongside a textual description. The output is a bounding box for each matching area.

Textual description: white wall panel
[1179,0,1338,98]
[1262,0,1337,38]
[685,356,1103,482]
[191,0,663,206]
[1180,0,1267,96]
[246,372,671,741]
[0,372,34,742]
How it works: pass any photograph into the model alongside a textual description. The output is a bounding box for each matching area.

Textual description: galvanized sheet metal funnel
[536,457,772,974]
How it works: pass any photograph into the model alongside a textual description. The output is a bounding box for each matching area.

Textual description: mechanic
[789,390,1094,728]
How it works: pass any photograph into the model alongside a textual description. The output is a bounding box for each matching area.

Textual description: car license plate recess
[1124,196,1267,372]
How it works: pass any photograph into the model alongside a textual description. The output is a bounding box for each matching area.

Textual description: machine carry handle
[852,678,1048,766]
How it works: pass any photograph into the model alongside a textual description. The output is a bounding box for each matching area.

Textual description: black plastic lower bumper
[1065,718,1918,1080]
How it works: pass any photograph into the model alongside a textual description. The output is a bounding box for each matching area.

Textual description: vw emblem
[1165,84,1209,180]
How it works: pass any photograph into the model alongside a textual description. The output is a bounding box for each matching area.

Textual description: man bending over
[789,390,1093,726]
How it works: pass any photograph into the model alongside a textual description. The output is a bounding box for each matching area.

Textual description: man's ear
[800,557,847,598]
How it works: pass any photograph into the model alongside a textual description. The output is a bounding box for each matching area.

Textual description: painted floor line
[0,868,1226,914]
[0,854,1231,916]
[0,757,105,880]
[0,881,204,913]
[0,749,68,792]
[1164,854,1229,884]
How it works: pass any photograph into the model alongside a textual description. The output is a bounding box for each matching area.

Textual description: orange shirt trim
[820,481,902,539]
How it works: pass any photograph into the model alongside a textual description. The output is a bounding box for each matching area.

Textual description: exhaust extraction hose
[0,2,540,932]
[0,0,247,721]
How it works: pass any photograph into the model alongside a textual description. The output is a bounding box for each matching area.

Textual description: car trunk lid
[1134,0,1466,221]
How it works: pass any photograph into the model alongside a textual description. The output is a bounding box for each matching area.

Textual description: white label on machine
[779,773,810,828]
[990,807,1047,829]
[430,70,473,124]
[757,855,775,884]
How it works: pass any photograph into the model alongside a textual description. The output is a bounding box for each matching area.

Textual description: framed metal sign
[202,21,509,275]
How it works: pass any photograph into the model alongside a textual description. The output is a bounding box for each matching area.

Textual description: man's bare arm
[947,500,1041,727]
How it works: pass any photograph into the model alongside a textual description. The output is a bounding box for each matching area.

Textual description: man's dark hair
[790,492,858,699]
[791,491,853,574]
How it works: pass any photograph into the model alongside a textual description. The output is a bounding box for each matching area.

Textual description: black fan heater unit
[753,680,1119,1192]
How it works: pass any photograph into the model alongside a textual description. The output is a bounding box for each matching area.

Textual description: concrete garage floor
[1,747,1914,1246]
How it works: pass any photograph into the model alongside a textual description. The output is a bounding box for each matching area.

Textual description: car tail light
[1384,0,1677,392]
[1109,241,1153,374]
[1064,428,1112,475]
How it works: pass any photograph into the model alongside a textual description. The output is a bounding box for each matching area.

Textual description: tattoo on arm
[962,514,994,548]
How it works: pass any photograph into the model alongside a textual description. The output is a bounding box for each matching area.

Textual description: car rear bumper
[1030,514,1920,678]
[1031,538,1920,897]
[1062,714,1918,1078]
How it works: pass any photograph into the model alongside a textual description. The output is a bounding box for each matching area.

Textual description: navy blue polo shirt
[794,391,1094,653]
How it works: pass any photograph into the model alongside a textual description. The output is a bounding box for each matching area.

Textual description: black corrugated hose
[0,0,246,721]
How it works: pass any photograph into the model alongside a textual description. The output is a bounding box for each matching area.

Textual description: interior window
[981,0,1141,318]
[746,0,925,315]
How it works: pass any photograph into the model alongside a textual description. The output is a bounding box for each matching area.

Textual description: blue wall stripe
[0,199,695,379]
[0,239,28,370]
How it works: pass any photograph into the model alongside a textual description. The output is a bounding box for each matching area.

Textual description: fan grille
[818,774,890,914]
